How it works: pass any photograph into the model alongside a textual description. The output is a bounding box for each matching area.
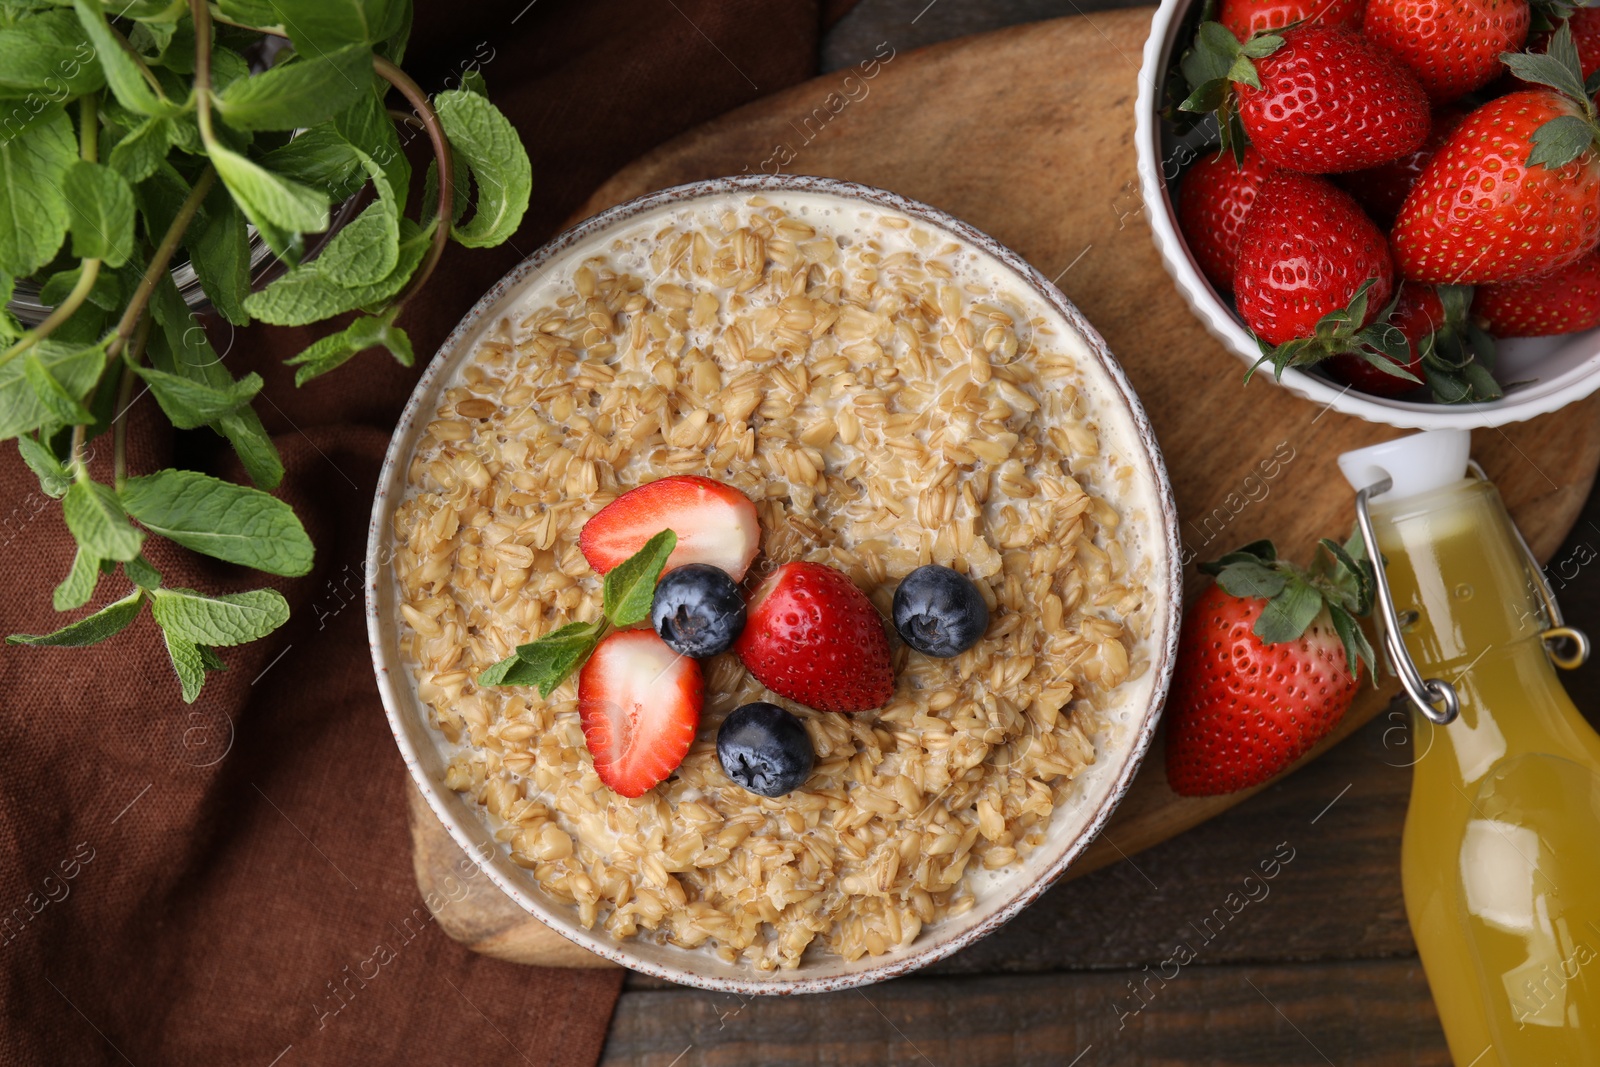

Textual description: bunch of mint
[0,0,532,700]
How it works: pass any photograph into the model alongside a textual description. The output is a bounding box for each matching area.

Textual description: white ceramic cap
[1338,429,1472,501]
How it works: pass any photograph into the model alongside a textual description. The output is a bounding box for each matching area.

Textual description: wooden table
[588,2,1600,1063]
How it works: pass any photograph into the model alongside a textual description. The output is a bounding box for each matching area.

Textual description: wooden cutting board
[407,6,1600,968]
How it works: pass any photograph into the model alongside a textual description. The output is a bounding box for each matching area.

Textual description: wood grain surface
[406,5,1600,984]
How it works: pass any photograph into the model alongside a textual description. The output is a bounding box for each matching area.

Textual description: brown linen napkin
[0,2,839,1062]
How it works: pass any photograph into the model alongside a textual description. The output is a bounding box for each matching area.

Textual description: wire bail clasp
[1353,477,1461,725]
[1462,461,1591,671]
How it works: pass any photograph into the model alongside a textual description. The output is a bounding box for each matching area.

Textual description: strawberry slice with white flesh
[578,629,704,798]
[579,476,760,580]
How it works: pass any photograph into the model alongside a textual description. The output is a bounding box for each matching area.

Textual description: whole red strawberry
[1219,0,1364,40]
[1363,0,1529,102]
[1165,542,1372,797]
[1476,249,1600,335]
[1393,88,1600,284]
[1234,172,1394,347]
[1340,107,1467,226]
[734,562,894,713]
[1324,282,1439,396]
[1236,27,1431,173]
[1178,147,1276,293]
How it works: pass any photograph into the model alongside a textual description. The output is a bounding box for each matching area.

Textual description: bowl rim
[1133,0,1600,430]
[365,172,1184,994]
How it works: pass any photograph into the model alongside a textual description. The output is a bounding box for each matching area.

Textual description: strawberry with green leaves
[1179,24,1430,172]
[1233,172,1405,378]
[1325,282,1504,402]
[1476,248,1600,335]
[1363,0,1530,102]
[1166,539,1376,797]
[1393,24,1600,284]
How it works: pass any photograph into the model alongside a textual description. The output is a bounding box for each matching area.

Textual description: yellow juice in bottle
[1370,474,1600,1066]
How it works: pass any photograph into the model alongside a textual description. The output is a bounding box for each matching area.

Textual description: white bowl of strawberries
[1136,0,1600,428]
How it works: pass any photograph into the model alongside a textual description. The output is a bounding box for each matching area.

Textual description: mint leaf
[8,588,143,648]
[187,190,251,325]
[434,90,531,248]
[422,142,470,226]
[133,365,263,429]
[149,586,290,646]
[310,144,398,286]
[63,160,135,267]
[270,0,406,52]
[601,529,676,627]
[216,408,285,489]
[333,90,409,211]
[123,553,162,589]
[479,618,606,696]
[286,310,411,384]
[72,0,182,117]
[0,338,107,439]
[63,480,144,562]
[161,627,207,702]
[314,201,399,287]
[53,545,100,611]
[1254,577,1324,645]
[214,43,372,131]
[0,104,74,277]
[120,468,314,576]
[0,10,105,96]
[23,353,94,425]
[147,276,284,487]
[259,124,367,201]
[243,216,427,325]
[16,436,70,497]
[198,644,226,671]
[210,143,330,235]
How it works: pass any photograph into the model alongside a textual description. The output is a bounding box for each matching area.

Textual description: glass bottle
[1340,429,1600,1067]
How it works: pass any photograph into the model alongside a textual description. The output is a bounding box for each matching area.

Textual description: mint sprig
[1200,537,1376,679]
[0,0,533,702]
[479,530,678,697]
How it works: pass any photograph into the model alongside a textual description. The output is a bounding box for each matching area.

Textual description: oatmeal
[389,192,1158,971]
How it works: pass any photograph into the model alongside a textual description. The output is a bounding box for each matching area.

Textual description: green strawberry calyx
[1413,285,1505,404]
[1246,278,1404,381]
[1198,537,1377,680]
[1500,20,1600,169]
[1177,21,1287,161]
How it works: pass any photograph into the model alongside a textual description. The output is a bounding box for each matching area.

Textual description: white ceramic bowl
[1134,0,1600,429]
[366,175,1182,994]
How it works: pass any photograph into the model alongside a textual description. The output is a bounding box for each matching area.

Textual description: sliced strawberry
[580,476,760,580]
[578,629,703,798]
[734,562,895,713]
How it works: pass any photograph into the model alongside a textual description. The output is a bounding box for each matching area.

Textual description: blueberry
[716,702,814,797]
[651,563,746,658]
[891,564,989,657]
